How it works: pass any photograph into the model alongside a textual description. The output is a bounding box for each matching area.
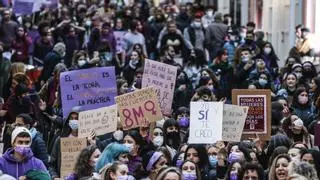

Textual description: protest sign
[232,89,271,140]
[60,67,117,118]
[78,105,117,138]
[114,31,127,53]
[222,104,249,142]
[142,59,177,115]
[13,0,34,15]
[115,87,162,130]
[314,123,320,146]
[189,102,224,144]
[60,137,87,178]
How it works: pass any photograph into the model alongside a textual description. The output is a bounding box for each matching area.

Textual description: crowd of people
[0,0,319,179]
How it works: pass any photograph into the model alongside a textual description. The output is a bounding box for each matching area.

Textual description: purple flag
[60,67,117,118]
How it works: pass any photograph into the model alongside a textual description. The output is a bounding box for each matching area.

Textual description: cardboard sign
[222,104,249,142]
[60,137,87,178]
[189,102,224,144]
[60,67,117,118]
[142,59,177,115]
[115,87,162,130]
[114,31,127,53]
[232,89,271,140]
[78,105,117,138]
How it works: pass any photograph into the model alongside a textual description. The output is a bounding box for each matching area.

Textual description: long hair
[184,144,210,170]
[268,154,291,180]
[74,145,98,178]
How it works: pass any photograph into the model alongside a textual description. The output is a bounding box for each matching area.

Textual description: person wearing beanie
[0,127,47,179]
[12,113,49,167]
[140,150,168,180]
[40,42,66,83]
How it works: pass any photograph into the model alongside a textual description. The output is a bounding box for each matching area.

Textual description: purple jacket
[0,148,47,179]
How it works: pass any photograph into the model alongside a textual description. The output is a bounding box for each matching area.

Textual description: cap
[11,127,32,146]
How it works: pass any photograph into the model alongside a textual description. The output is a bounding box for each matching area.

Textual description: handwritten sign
[232,89,271,140]
[114,31,127,53]
[222,104,249,142]
[13,0,34,15]
[78,105,117,138]
[189,102,223,144]
[60,137,87,178]
[60,67,117,118]
[115,87,162,130]
[142,59,177,115]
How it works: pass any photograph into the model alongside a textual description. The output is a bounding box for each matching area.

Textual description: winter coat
[0,148,47,179]
[31,131,49,167]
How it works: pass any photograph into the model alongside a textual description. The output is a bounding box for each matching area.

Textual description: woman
[122,130,144,176]
[2,62,26,100]
[228,143,252,163]
[163,119,180,152]
[224,160,243,180]
[254,42,279,79]
[66,145,101,180]
[173,70,194,111]
[141,151,168,180]
[95,142,130,172]
[180,160,202,180]
[132,43,147,61]
[151,127,166,149]
[101,161,131,180]
[310,76,320,114]
[70,50,97,70]
[288,147,307,162]
[268,154,291,180]
[185,144,215,179]
[301,61,317,86]
[123,50,143,86]
[11,26,32,63]
[301,149,320,178]
[282,115,316,149]
[252,72,274,90]
[155,167,181,180]
[184,49,207,87]
[277,73,298,106]
[291,87,316,127]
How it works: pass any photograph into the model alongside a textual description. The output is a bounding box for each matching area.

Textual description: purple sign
[13,0,34,15]
[60,67,117,118]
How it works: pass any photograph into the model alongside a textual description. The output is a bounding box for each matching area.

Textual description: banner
[13,0,34,15]
[232,89,271,140]
[60,67,117,118]
[142,59,177,115]
[189,102,223,144]
[78,105,117,138]
[222,104,249,142]
[114,31,127,53]
[60,137,87,178]
[115,87,162,130]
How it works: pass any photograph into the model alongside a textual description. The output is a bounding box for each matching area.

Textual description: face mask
[230,172,238,180]
[15,145,31,157]
[193,22,201,28]
[264,47,271,54]
[166,131,180,149]
[78,60,86,67]
[113,130,123,141]
[298,95,308,104]
[101,52,113,62]
[240,32,246,38]
[68,120,79,130]
[117,175,128,180]
[176,159,183,167]
[206,10,213,17]
[131,59,139,66]
[245,39,253,44]
[124,143,133,152]
[207,85,214,91]
[228,152,241,163]
[209,155,218,167]
[178,117,190,128]
[295,72,303,79]
[85,20,92,27]
[152,136,164,147]
[241,55,250,63]
[258,78,268,86]
[230,36,236,41]
[182,172,197,180]
[90,158,99,167]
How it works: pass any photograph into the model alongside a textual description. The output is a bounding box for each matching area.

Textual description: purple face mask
[176,159,183,167]
[15,146,31,157]
[178,117,190,128]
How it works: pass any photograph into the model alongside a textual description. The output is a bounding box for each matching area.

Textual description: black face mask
[166,131,180,149]
[245,39,253,44]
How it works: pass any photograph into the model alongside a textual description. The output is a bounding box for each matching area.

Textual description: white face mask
[78,60,86,67]
[113,130,124,141]
[85,20,92,27]
[124,143,133,152]
[264,47,271,54]
[68,120,79,130]
[240,32,246,38]
[152,136,164,147]
[258,78,268,86]
[241,55,250,63]
[193,22,201,28]
[207,10,213,17]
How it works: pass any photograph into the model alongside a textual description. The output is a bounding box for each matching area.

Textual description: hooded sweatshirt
[0,148,47,179]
